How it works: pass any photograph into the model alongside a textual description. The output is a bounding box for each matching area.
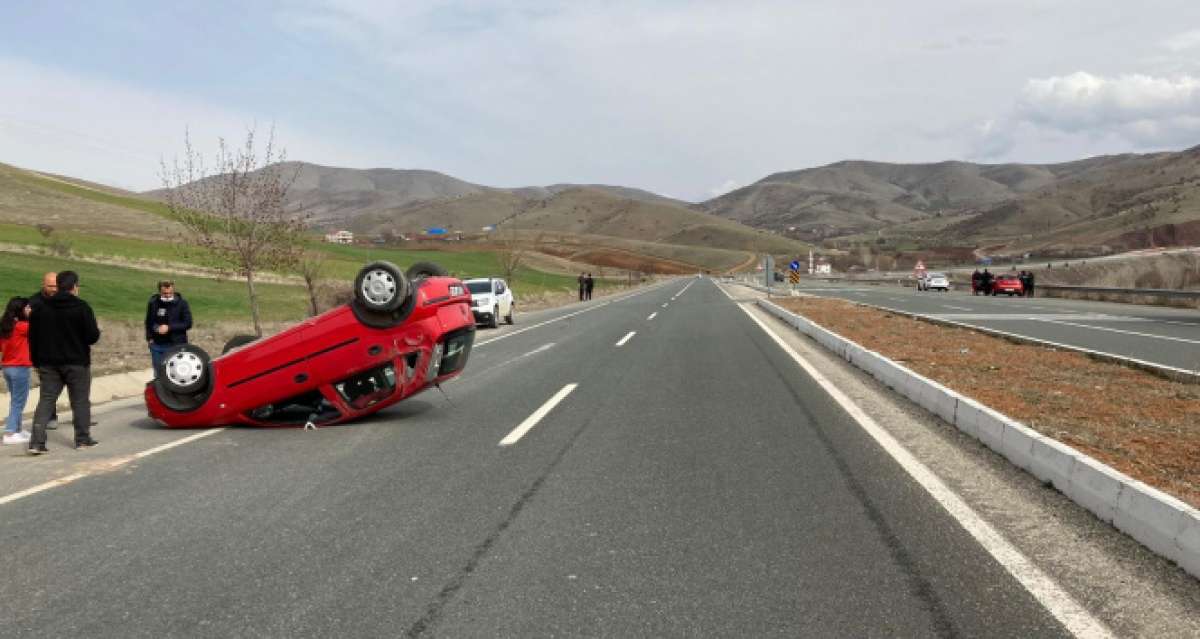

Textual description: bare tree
[496,229,539,282]
[297,249,327,317]
[160,127,308,336]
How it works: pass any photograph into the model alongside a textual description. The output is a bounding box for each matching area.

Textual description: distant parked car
[464,277,515,328]
[918,272,950,291]
[992,274,1024,296]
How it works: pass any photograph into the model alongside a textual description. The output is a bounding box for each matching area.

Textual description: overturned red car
[145,261,475,428]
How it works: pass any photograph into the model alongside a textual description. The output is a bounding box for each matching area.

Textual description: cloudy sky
[2,1,1199,200]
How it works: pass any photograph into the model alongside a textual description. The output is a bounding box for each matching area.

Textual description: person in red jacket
[1,296,32,445]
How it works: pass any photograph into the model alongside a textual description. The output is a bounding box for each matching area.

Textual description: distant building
[814,259,832,275]
[324,230,354,244]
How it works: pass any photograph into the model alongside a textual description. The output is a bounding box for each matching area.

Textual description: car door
[496,279,511,316]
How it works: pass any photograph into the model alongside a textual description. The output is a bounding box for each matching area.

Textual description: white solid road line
[647,312,657,321]
[615,331,637,347]
[737,303,1113,639]
[1040,318,1200,345]
[499,383,578,447]
[943,305,972,311]
[0,428,227,507]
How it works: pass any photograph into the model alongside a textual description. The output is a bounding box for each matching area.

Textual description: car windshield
[466,281,491,294]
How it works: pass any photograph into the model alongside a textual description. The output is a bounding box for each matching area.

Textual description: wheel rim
[361,269,398,306]
[165,351,204,388]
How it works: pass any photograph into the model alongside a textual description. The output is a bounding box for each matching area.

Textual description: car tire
[489,305,500,329]
[505,304,514,325]
[405,261,448,281]
[159,344,211,396]
[222,334,258,354]
[354,261,409,312]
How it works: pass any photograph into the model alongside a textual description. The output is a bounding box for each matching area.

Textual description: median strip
[759,294,1200,582]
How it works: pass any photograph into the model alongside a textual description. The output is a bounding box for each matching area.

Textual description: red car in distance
[992,274,1025,296]
[145,261,475,428]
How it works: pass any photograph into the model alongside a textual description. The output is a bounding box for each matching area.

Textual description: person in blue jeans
[145,280,193,375]
[1,297,33,445]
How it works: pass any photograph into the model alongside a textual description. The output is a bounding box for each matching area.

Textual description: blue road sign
[789,260,801,271]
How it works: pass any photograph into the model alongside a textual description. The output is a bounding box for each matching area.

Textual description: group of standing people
[0,271,100,453]
[0,273,192,454]
[969,268,1036,297]
[577,273,595,301]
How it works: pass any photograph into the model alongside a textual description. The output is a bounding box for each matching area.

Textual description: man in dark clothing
[577,273,586,301]
[971,269,981,295]
[28,271,101,454]
[145,280,193,374]
[981,269,993,296]
[28,272,59,427]
[1025,270,1035,297]
[584,273,594,301]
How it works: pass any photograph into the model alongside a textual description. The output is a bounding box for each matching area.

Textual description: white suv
[464,277,515,328]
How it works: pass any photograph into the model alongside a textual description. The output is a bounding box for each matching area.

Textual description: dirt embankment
[776,296,1200,509]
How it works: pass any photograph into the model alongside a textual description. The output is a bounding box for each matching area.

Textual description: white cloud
[708,179,742,197]
[1163,29,1200,51]
[0,58,405,190]
[971,71,1200,159]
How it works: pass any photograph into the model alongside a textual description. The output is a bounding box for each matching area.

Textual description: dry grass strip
[776,297,1200,509]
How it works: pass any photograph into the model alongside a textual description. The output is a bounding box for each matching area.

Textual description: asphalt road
[0,278,1156,637]
[778,280,1200,373]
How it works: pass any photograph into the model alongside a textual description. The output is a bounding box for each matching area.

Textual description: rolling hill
[699,148,1200,256]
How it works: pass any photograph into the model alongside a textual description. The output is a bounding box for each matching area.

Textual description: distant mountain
[698,157,1139,239]
[698,149,1200,255]
[349,185,807,257]
[510,184,691,208]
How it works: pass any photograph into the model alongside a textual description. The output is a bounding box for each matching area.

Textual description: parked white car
[918,272,951,291]
[464,277,515,328]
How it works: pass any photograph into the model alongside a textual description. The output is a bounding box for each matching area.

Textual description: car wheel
[405,261,448,281]
[160,344,211,396]
[505,304,514,325]
[489,305,500,329]
[354,261,409,312]
[222,334,258,355]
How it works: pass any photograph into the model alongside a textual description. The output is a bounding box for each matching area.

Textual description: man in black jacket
[28,271,101,453]
[145,280,192,374]
[28,271,59,427]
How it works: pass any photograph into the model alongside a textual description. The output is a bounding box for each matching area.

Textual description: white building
[324,230,354,244]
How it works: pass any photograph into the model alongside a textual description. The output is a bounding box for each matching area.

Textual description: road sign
[789,260,801,272]
[789,271,800,284]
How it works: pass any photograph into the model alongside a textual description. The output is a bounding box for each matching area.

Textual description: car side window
[496,281,506,294]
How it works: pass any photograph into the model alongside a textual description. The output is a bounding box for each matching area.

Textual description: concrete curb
[756,297,1200,581]
[1,368,152,418]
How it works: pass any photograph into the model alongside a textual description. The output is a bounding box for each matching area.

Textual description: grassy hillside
[0,252,309,322]
[0,162,179,237]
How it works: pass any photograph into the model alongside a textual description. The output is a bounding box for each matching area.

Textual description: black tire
[222,334,258,354]
[505,304,514,325]
[489,305,500,329]
[405,261,448,281]
[354,261,409,312]
[158,344,212,396]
